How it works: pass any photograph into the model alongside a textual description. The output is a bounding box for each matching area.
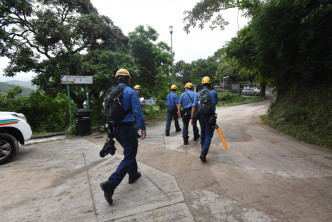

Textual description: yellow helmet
[171,85,177,90]
[202,76,211,84]
[115,68,131,78]
[185,82,193,88]
[134,85,141,90]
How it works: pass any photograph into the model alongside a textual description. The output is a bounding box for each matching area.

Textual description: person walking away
[165,85,181,136]
[190,76,217,162]
[100,69,146,205]
[177,82,200,145]
[134,85,146,107]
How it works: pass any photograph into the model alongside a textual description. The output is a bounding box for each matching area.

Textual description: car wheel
[0,133,19,165]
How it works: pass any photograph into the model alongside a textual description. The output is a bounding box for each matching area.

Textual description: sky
[0,0,249,82]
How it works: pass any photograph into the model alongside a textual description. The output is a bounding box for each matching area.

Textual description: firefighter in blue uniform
[165,85,181,136]
[191,76,217,162]
[177,82,200,145]
[100,69,146,205]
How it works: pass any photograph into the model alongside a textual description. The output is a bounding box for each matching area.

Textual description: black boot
[176,128,181,132]
[100,180,116,205]
[165,131,170,136]
[129,171,141,184]
[194,134,200,141]
[199,152,207,162]
[183,136,189,145]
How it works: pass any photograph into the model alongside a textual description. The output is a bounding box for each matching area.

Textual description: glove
[99,139,116,158]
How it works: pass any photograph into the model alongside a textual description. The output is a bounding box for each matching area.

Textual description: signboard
[61,75,93,84]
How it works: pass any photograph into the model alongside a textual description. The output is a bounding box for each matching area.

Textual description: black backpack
[198,90,214,116]
[103,86,128,121]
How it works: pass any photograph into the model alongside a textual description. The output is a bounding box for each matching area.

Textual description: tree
[128,25,172,97]
[0,0,128,107]
[249,0,332,94]
[190,56,219,89]
[174,60,193,84]
[225,25,265,94]
[183,0,260,33]
[216,53,256,83]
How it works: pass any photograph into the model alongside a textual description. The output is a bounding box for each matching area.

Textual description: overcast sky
[0,0,249,82]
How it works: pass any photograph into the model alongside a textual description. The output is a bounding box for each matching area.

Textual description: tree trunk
[260,82,266,97]
[70,91,84,109]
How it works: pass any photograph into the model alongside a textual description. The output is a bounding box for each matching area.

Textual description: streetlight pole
[169,25,174,84]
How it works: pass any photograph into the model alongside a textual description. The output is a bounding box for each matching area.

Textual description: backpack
[198,90,214,116]
[103,86,128,121]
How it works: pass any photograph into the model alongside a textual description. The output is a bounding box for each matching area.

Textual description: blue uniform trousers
[182,110,199,137]
[166,108,180,132]
[198,115,215,155]
[109,124,138,186]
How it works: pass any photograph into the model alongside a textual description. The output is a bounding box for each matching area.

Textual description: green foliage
[216,49,257,84]
[190,57,219,88]
[152,73,172,110]
[129,25,171,98]
[263,85,332,147]
[249,0,332,92]
[81,50,136,104]
[183,0,261,33]
[174,60,193,84]
[0,90,76,133]
[1,0,129,108]
[5,86,22,98]
[0,82,34,97]
[217,92,264,106]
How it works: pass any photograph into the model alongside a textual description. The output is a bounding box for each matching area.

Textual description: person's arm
[140,130,146,140]
[131,90,146,138]
[191,106,196,125]
[177,103,181,116]
[191,92,199,125]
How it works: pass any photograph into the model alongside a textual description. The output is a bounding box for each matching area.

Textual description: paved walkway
[1,97,332,222]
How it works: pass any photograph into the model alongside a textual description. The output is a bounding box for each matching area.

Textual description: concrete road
[1,95,331,222]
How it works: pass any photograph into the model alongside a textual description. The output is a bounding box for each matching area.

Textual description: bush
[0,90,76,134]
[263,86,332,148]
[217,92,264,106]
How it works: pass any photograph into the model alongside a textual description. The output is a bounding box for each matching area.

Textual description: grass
[142,105,168,123]
[261,114,332,148]
[217,92,265,107]
[260,86,332,148]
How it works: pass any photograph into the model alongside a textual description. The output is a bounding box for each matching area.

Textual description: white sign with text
[61,75,93,84]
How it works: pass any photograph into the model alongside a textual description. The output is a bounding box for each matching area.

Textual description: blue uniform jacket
[192,88,218,112]
[166,91,179,108]
[179,89,196,109]
[119,83,146,131]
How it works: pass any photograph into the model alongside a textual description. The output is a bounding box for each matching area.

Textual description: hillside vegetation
[0,82,34,97]
[262,86,332,148]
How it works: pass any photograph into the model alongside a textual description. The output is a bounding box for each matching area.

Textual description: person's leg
[182,117,189,145]
[165,110,172,135]
[198,116,208,162]
[174,112,181,131]
[199,116,206,149]
[193,117,200,140]
[101,125,138,204]
[109,125,138,186]
[201,120,215,155]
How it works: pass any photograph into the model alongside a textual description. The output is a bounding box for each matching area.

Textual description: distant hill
[0,82,35,97]
[5,80,37,90]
